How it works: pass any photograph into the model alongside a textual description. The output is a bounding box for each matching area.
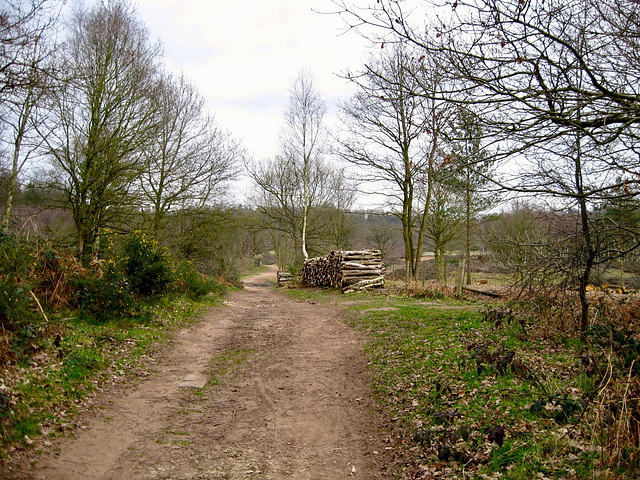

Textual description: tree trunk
[1,178,16,234]
[301,204,309,260]
[414,147,436,282]
[435,246,446,282]
[301,167,310,259]
[1,97,31,234]
[578,259,593,333]
[575,134,593,333]
[465,166,472,285]
[76,223,86,260]
[401,180,414,283]
[152,209,164,237]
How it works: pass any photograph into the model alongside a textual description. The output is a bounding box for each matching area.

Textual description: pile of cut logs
[277,270,295,287]
[301,250,385,293]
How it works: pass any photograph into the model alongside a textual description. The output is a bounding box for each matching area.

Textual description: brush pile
[301,250,385,293]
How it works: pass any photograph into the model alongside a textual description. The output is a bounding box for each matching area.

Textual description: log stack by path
[301,250,385,293]
[277,270,295,287]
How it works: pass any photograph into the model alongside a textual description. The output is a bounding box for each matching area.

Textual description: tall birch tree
[280,69,327,261]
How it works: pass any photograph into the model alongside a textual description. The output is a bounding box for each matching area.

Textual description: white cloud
[135,0,370,160]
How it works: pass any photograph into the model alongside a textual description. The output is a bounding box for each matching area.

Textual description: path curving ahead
[8,266,393,479]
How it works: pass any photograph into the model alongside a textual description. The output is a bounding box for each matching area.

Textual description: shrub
[0,280,40,358]
[0,232,33,283]
[120,231,174,298]
[175,261,223,300]
[0,234,43,359]
[72,262,133,322]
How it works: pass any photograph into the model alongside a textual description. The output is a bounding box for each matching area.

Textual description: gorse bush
[72,262,133,322]
[121,231,174,298]
[0,234,42,359]
[72,231,172,321]
[0,232,33,283]
[73,231,224,321]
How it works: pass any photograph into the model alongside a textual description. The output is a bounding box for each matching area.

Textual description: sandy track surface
[6,267,394,479]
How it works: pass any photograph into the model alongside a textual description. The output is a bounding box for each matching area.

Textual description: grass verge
[0,293,224,459]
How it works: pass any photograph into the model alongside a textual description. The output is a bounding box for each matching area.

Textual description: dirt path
[7,266,394,479]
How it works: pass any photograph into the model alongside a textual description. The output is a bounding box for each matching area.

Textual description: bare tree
[336,43,452,280]
[44,0,161,259]
[318,170,357,251]
[249,70,352,268]
[280,69,328,260]
[139,72,240,237]
[248,155,302,269]
[366,212,399,261]
[0,0,56,100]
[333,0,640,329]
[485,202,556,288]
[0,0,59,233]
[248,152,351,269]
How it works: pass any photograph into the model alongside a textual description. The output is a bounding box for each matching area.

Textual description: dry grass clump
[591,295,640,336]
[498,287,640,340]
[595,369,640,473]
[387,279,457,299]
[30,246,90,311]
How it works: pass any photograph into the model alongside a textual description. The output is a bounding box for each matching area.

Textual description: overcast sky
[135,0,372,162]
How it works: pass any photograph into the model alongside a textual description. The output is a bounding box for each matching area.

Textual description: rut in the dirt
[5,268,394,480]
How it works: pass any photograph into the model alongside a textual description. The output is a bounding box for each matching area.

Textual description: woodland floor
[3,266,395,479]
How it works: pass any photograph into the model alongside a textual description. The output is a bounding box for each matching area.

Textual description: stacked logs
[340,252,385,292]
[299,255,340,287]
[301,250,385,293]
[277,271,295,287]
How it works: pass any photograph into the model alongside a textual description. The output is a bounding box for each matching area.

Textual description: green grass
[317,289,631,479]
[206,348,253,386]
[283,286,342,302]
[171,439,191,446]
[156,429,191,446]
[240,263,272,279]
[163,429,189,436]
[0,293,224,457]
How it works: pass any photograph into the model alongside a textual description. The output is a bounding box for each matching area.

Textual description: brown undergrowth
[475,289,640,476]
[347,279,640,478]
